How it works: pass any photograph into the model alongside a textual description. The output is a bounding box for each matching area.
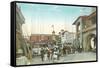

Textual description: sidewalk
[31,52,96,64]
[32,56,53,64]
[59,52,96,62]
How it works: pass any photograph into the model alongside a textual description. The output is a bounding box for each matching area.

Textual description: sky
[17,3,93,36]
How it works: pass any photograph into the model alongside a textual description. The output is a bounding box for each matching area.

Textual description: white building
[60,30,75,46]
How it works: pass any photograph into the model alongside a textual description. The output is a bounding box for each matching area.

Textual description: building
[30,34,53,48]
[16,5,25,53]
[73,8,97,51]
[16,5,33,63]
[59,30,75,46]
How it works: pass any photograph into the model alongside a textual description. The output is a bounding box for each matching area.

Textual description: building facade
[16,5,25,54]
[73,8,97,51]
[16,5,33,63]
[59,30,75,46]
[30,34,52,48]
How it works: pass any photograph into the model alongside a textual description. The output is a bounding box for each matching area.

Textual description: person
[47,48,52,61]
[50,47,53,60]
[43,47,47,61]
[57,46,60,60]
[40,47,45,62]
[16,49,30,65]
[52,47,58,62]
[63,46,66,55]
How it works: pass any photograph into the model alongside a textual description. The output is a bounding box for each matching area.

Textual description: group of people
[40,46,60,62]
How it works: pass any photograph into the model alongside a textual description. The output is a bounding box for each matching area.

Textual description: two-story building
[73,8,97,51]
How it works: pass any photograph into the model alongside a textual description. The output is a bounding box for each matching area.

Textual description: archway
[86,33,96,51]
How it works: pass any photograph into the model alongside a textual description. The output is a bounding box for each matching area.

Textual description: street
[32,52,96,64]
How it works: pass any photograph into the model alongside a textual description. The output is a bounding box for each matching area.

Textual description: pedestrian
[57,47,60,60]
[50,48,53,60]
[47,48,52,61]
[40,47,45,62]
[44,47,48,61]
[52,47,58,62]
[44,53,48,61]
[63,46,66,55]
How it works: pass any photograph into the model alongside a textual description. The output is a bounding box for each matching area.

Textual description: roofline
[88,11,96,19]
[72,16,81,25]
[72,16,88,25]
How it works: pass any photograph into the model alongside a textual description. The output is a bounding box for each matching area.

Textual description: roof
[62,30,75,35]
[88,11,96,19]
[72,16,88,25]
[72,11,96,25]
